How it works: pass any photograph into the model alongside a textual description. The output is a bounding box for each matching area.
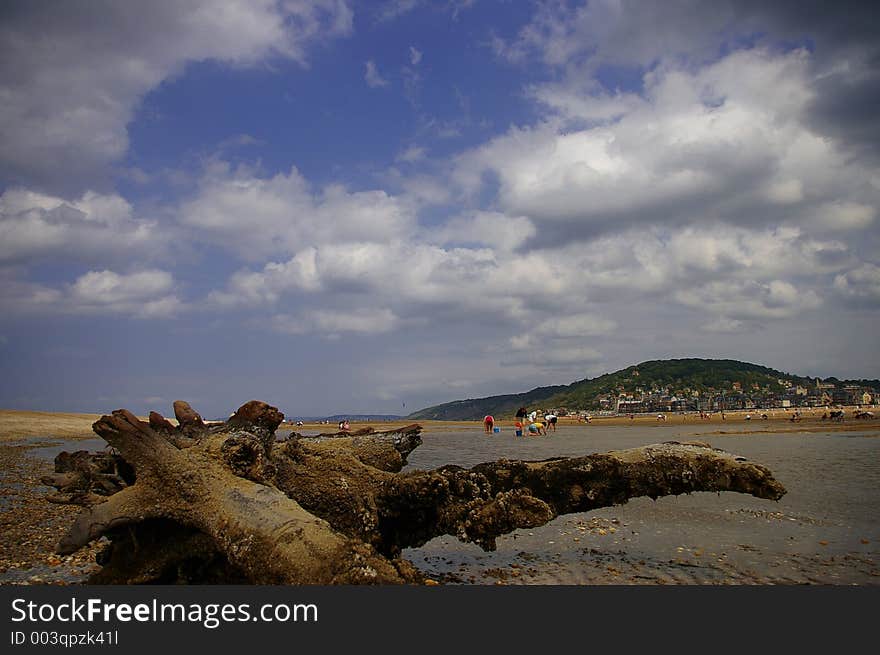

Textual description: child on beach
[515,421,523,437]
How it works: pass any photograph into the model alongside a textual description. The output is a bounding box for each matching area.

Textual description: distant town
[584,376,875,416]
[406,359,880,421]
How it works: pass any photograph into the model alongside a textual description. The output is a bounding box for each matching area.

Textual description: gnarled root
[47,401,786,584]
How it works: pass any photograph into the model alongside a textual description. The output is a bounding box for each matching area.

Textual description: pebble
[0,442,103,585]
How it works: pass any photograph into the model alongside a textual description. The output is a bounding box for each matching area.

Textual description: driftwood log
[43,400,786,584]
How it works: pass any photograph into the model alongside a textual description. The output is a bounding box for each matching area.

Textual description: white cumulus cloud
[180,163,416,260]
[0,0,353,192]
[0,188,161,264]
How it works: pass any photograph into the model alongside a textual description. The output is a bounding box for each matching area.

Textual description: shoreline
[3,406,878,442]
[1,410,877,586]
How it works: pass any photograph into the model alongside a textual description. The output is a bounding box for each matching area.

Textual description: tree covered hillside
[407,358,879,421]
[547,359,798,409]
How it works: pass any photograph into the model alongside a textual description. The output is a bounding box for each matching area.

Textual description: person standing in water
[544,412,558,432]
[483,415,495,434]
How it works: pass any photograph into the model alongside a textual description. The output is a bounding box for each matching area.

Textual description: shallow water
[29,437,109,461]
[402,424,880,584]
[17,425,879,584]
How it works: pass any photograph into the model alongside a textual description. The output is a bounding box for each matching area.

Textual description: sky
[1,0,878,419]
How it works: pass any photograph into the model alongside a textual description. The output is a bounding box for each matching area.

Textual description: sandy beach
[2,405,873,440]
[1,407,878,585]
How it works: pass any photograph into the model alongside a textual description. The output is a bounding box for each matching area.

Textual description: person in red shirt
[483,415,495,433]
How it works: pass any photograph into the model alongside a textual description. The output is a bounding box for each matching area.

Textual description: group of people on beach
[483,407,557,437]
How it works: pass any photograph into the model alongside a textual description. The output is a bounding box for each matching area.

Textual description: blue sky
[1,0,879,419]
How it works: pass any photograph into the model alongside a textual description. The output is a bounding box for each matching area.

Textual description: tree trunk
[44,401,786,584]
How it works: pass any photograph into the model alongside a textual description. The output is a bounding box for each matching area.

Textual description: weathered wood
[45,400,786,584]
[41,450,134,506]
[76,409,415,584]
[273,437,785,554]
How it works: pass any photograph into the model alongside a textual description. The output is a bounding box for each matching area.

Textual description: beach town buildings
[598,379,876,414]
[546,379,875,418]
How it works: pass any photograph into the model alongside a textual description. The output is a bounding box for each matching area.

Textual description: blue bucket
[493,427,500,433]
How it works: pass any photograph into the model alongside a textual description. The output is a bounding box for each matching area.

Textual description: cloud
[538,222,844,314]
[834,264,880,303]
[496,1,877,72]
[674,279,822,321]
[376,0,423,23]
[447,0,477,20]
[180,163,416,260]
[0,269,63,312]
[396,145,426,163]
[528,83,644,123]
[505,313,614,369]
[67,269,181,318]
[494,0,740,68]
[428,211,536,252]
[204,205,859,341]
[804,202,876,232]
[702,317,747,333]
[70,269,172,304]
[0,188,162,265]
[494,0,880,160]
[207,235,570,323]
[455,47,878,248]
[531,314,617,339]
[0,267,181,319]
[365,60,390,88]
[0,0,354,193]
[270,307,399,336]
[409,46,423,65]
[375,0,474,24]
[503,344,603,370]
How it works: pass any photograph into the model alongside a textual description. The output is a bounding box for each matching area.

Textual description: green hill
[406,358,879,420]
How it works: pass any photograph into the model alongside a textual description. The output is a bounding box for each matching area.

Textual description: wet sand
[0,436,105,584]
[403,423,880,584]
[1,410,878,585]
